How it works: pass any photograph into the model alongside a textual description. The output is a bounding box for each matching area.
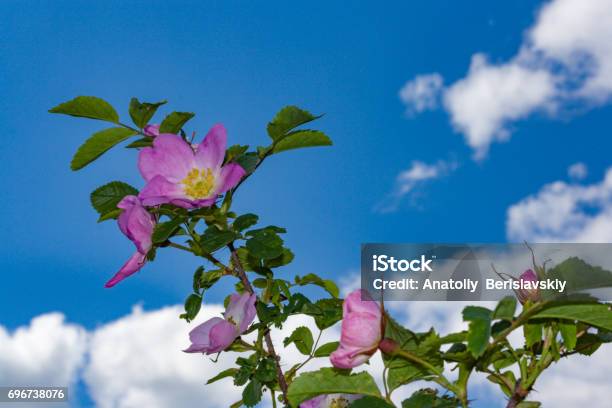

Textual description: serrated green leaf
[152,217,185,244]
[350,396,395,408]
[401,388,461,408]
[272,130,332,154]
[524,323,542,348]
[246,229,284,259]
[128,98,166,128]
[233,214,259,231]
[533,303,612,331]
[90,181,138,217]
[494,296,517,321]
[284,326,314,355]
[159,111,194,134]
[545,257,612,295]
[49,96,119,123]
[462,306,492,358]
[206,368,238,384]
[313,341,339,357]
[295,273,339,298]
[287,368,381,407]
[558,321,577,350]
[183,293,202,322]
[267,105,321,140]
[71,127,138,170]
[199,226,239,253]
[242,379,262,407]
[235,152,259,174]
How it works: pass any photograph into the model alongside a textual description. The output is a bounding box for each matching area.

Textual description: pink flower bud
[378,338,399,355]
[516,269,540,304]
[184,292,256,354]
[143,124,160,137]
[330,290,382,369]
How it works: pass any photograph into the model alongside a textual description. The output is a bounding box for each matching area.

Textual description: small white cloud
[402,0,612,158]
[507,167,612,242]
[443,54,556,159]
[376,159,458,213]
[399,73,444,115]
[568,162,588,180]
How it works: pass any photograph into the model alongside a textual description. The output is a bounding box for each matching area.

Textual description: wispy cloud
[399,73,444,116]
[568,162,588,180]
[375,159,458,213]
[401,0,612,159]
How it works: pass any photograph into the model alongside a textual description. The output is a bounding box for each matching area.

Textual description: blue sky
[2,1,612,407]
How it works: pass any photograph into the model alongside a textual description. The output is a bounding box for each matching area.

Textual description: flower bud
[516,269,540,304]
[378,338,400,355]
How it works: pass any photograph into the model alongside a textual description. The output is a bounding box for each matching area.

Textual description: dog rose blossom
[184,292,256,354]
[516,269,541,304]
[300,394,363,408]
[138,124,245,208]
[104,195,155,288]
[330,289,382,369]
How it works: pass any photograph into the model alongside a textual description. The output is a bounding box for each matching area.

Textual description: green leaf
[287,368,381,407]
[558,322,577,350]
[401,388,461,408]
[494,296,517,321]
[383,315,442,392]
[272,130,332,154]
[152,217,185,244]
[575,333,603,355]
[295,273,340,298]
[242,379,262,407]
[301,298,344,330]
[233,214,259,231]
[254,357,277,383]
[159,111,194,134]
[235,152,259,174]
[49,96,119,123]
[225,144,249,163]
[463,306,492,358]
[524,323,542,348]
[206,368,238,384]
[546,257,612,295]
[533,303,612,331]
[128,98,167,128]
[90,181,138,220]
[125,137,153,148]
[246,229,284,259]
[183,294,202,322]
[267,105,321,140]
[350,396,395,408]
[516,402,541,408]
[71,127,138,170]
[199,226,239,253]
[283,326,314,355]
[313,341,339,357]
[265,248,295,268]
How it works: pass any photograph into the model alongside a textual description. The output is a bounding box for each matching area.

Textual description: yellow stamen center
[329,397,351,408]
[181,168,215,199]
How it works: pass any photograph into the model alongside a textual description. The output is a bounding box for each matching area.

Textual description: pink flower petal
[104,251,147,288]
[194,124,227,170]
[214,163,246,195]
[224,293,257,333]
[138,134,195,183]
[117,195,154,254]
[139,175,189,207]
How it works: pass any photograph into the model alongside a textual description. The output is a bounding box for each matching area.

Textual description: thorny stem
[228,242,290,405]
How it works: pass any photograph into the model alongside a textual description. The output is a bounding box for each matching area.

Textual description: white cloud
[376,159,458,213]
[399,73,444,115]
[443,55,556,159]
[401,0,612,158]
[507,167,612,242]
[0,313,87,387]
[568,162,588,180]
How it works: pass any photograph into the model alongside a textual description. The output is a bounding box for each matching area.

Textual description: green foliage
[383,314,443,393]
[301,298,343,330]
[284,326,314,355]
[462,306,492,358]
[128,98,166,128]
[533,303,612,331]
[199,226,239,253]
[245,227,285,259]
[50,96,119,123]
[272,130,332,153]
[287,368,381,407]
[71,127,138,170]
[295,273,339,298]
[206,368,238,384]
[401,388,461,408]
[545,257,612,295]
[558,321,577,350]
[313,341,339,357]
[242,379,262,407]
[493,296,517,321]
[90,181,138,221]
[181,293,202,322]
[233,213,259,232]
[159,111,195,134]
[350,396,395,408]
[267,106,321,140]
[152,217,185,244]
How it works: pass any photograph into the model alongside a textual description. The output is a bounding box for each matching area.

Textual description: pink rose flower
[330,289,382,369]
[104,195,155,288]
[300,394,363,408]
[516,269,540,304]
[138,124,245,209]
[143,124,160,137]
[184,292,256,354]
